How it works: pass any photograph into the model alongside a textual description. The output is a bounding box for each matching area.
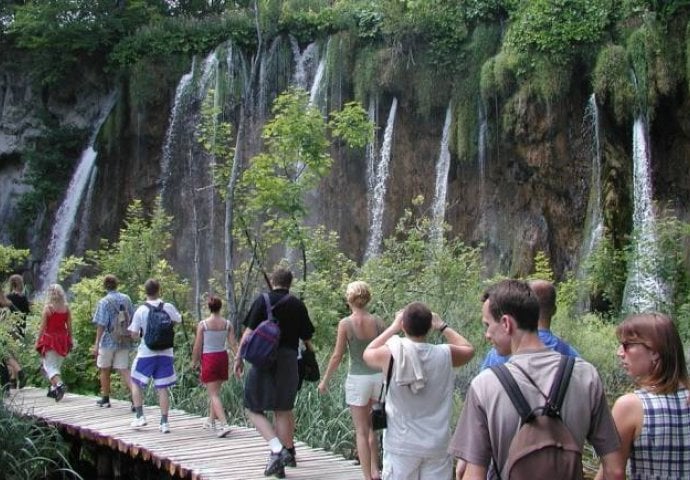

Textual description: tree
[238,87,373,281]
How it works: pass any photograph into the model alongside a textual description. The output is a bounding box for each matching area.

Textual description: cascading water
[365,96,379,218]
[290,36,320,90]
[75,165,98,255]
[577,95,604,293]
[39,92,118,291]
[365,97,398,260]
[622,116,667,311]
[160,59,195,199]
[430,104,453,245]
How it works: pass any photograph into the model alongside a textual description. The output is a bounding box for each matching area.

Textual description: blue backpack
[143,302,174,350]
[240,293,291,368]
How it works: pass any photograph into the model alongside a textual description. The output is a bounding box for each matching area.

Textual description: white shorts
[345,373,383,406]
[97,348,130,370]
[42,350,65,380]
[382,450,452,480]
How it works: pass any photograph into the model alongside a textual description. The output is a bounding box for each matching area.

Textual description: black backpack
[490,355,583,480]
[143,302,174,350]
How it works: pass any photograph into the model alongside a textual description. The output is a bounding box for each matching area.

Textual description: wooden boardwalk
[5,387,363,480]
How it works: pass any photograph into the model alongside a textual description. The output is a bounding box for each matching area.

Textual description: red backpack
[490,355,583,480]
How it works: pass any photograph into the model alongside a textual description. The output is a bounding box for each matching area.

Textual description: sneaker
[264,448,292,478]
[47,387,56,398]
[131,415,147,428]
[217,424,232,438]
[284,448,296,468]
[54,383,67,402]
[202,419,217,430]
[96,397,111,408]
[159,422,170,434]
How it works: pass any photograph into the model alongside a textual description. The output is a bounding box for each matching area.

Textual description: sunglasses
[620,341,648,352]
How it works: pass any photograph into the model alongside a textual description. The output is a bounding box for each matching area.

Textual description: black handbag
[371,356,394,431]
[298,348,320,382]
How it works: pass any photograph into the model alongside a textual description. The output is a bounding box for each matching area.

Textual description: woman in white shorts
[319,281,384,480]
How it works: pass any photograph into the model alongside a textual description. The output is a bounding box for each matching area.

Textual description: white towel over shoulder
[386,335,426,393]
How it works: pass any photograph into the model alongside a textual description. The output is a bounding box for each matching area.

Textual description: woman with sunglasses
[595,312,690,480]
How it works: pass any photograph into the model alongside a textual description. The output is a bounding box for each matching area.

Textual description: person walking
[319,281,385,480]
[448,279,624,480]
[234,267,315,478]
[192,294,237,438]
[595,312,690,480]
[35,284,72,402]
[128,278,182,434]
[363,302,474,480]
[92,274,135,408]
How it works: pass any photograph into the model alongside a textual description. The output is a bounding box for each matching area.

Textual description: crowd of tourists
[1,269,688,480]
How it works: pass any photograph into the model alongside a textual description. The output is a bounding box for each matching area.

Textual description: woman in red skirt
[192,295,238,437]
[35,284,72,402]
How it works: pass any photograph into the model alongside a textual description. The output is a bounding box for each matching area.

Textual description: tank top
[36,309,72,356]
[630,387,690,479]
[346,316,381,375]
[202,319,230,354]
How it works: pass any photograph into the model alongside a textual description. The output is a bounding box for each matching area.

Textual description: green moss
[593,44,635,125]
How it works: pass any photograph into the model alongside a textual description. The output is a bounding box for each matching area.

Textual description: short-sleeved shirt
[92,291,135,350]
[481,329,579,369]
[243,288,314,350]
[449,349,620,479]
[128,299,182,358]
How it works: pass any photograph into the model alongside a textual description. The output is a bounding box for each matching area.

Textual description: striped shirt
[630,387,690,480]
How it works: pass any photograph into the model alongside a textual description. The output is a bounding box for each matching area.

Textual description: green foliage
[593,44,636,124]
[0,401,78,479]
[196,90,236,197]
[584,235,628,313]
[529,251,555,281]
[0,245,29,276]
[626,18,679,117]
[328,101,375,148]
[111,13,255,67]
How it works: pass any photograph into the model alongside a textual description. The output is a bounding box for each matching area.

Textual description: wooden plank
[5,387,362,480]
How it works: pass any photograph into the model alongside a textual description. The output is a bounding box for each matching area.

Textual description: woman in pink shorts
[192,295,238,438]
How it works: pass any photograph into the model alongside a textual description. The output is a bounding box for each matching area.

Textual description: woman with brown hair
[596,312,690,480]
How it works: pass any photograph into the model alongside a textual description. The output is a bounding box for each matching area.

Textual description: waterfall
[365,97,398,260]
[75,165,98,255]
[290,36,319,90]
[365,97,379,223]
[578,95,604,280]
[622,116,667,311]
[477,99,489,237]
[39,91,118,290]
[160,59,195,199]
[430,104,453,244]
[309,56,327,109]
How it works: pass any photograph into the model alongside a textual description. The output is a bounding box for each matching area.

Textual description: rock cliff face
[1,37,687,290]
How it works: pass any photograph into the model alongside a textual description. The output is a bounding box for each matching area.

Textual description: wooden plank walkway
[5,387,363,480]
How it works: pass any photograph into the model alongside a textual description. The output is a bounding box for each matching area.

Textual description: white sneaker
[159,422,170,434]
[131,416,147,428]
[217,424,232,438]
[202,419,216,430]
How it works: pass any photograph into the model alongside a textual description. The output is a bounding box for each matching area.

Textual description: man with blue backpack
[128,278,182,434]
[234,267,315,478]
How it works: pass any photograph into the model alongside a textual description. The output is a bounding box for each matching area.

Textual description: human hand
[391,310,404,333]
[317,381,327,394]
[431,312,445,331]
[233,358,244,378]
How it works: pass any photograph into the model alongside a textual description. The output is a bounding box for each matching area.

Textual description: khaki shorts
[97,348,131,370]
[382,450,452,480]
[345,373,383,407]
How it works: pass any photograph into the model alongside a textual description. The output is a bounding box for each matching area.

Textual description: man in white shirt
[128,278,181,434]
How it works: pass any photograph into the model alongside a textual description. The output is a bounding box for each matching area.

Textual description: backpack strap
[262,292,292,322]
[490,364,535,423]
[546,355,575,416]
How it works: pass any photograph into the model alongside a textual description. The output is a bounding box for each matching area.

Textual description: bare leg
[99,367,112,396]
[246,409,278,441]
[207,381,227,424]
[275,410,294,449]
[157,387,169,416]
[117,368,133,395]
[351,404,375,480]
[131,380,143,407]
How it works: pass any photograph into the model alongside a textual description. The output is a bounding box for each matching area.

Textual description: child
[35,284,72,401]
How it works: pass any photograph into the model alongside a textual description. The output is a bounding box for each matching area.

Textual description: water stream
[430,104,453,245]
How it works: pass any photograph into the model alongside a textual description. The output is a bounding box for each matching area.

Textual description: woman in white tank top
[192,295,238,438]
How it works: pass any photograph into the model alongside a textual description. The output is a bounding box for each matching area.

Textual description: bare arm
[594,393,639,480]
[233,326,252,378]
[318,320,348,394]
[461,463,487,480]
[431,313,475,367]
[226,324,239,357]
[191,322,204,367]
[363,310,403,371]
[93,325,105,355]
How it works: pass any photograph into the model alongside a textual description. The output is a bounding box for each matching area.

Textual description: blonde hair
[9,274,24,293]
[47,284,67,309]
[346,281,371,308]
